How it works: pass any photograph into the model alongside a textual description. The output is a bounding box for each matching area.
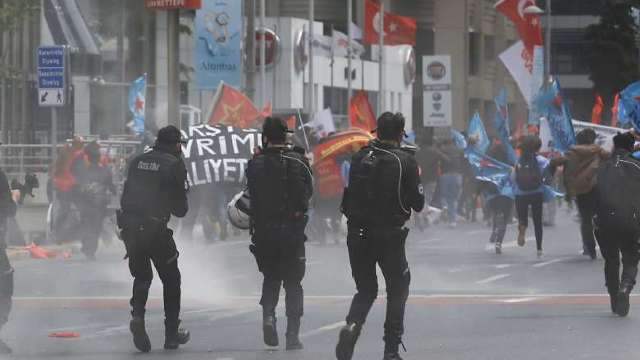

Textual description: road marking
[475,274,511,284]
[496,297,540,304]
[494,264,513,269]
[532,257,570,268]
[301,321,346,338]
[466,230,488,236]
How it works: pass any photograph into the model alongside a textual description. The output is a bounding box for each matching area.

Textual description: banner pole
[297,108,311,152]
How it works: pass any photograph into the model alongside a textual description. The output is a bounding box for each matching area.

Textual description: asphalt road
[4,208,638,359]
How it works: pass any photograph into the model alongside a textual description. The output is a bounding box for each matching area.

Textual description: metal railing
[0,140,142,190]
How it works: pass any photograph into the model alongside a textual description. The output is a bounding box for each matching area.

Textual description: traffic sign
[37,46,66,107]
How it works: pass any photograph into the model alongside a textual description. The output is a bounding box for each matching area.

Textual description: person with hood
[550,128,608,259]
[593,132,640,316]
[337,112,424,360]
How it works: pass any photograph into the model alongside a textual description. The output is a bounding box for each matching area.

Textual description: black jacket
[120,145,188,221]
[246,146,313,227]
[343,140,425,227]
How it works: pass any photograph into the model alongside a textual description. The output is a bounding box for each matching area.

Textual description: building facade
[1,0,534,144]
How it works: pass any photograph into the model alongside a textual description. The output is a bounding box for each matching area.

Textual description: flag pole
[297,108,311,151]
[378,1,385,115]
[347,0,353,106]
[309,0,315,118]
[260,0,267,108]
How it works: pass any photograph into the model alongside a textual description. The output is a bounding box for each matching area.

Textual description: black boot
[616,283,633,317]
[164,319,190,350]
[263,315,279,347]
[609,293,618,314]
[336,322,361,360]
[129,316,151,353]
[285,317,303,350]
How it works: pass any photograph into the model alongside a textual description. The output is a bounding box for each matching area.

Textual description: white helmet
[227,189,251,230]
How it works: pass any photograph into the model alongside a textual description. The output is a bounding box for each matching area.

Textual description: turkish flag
[591,93,603,125]
[364,0,417,46]
[349,91,377,132]
[495,0,543,55]
[206,84,271,128]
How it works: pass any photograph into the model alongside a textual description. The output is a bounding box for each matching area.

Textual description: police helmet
[227,189,251,230]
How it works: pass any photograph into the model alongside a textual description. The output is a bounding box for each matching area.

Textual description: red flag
[591,93,603,125]
[349,91,377,132]
[495,0,543,55]
[206,84,271,128]
[313,129,373,198]
[612,93,620,128]
[364,0,417,46]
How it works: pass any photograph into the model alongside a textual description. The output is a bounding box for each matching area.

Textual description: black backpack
[341,147,380,225]
[594,155,640,231]
[515,154,543,191]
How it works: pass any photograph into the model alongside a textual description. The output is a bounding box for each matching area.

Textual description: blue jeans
[440,173,462,223]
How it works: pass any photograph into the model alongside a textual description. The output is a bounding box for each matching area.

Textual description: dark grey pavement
[4,208,639,359]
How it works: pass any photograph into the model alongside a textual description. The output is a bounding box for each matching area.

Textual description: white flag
[305,108,336,139]
[349,22,363,40]
[499,41,541,107]
[332,30,365,58]
[311,34,333,58]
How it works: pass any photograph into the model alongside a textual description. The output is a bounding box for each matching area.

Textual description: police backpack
[594,155,640,231]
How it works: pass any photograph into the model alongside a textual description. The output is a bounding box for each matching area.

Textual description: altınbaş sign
[422,55,452,127]
[145,0,202,9]
[195,0,242,89]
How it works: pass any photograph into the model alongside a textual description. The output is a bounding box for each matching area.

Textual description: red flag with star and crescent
[495,0,543,56]
[364,0,416,46]
[206,83,271,128]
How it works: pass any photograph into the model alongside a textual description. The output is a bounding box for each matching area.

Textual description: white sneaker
[537,250,543,259]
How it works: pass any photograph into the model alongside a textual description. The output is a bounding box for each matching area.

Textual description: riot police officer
[119,125,190,352]
[0,166,16,354]
[246,117,313,350]
[336,112,425,360]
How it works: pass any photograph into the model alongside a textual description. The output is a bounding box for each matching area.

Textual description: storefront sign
[422,55,452,127]
[145,0,202,10]
[195,0,242,89]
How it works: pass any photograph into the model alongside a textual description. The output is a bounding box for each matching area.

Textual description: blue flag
[128,74,147,136]
[467,112,490,154]
[619,81,640,131]
[535,79,576,153]
[465,148,514,198]
[451,129,467,150]
[493,88,518,165]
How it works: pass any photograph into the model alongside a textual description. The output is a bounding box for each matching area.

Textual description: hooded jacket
[552,144,609,197]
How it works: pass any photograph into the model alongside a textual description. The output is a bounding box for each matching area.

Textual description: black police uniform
[0,169,16,354]
[593,148,640,316]
[339,138,424,359]
[119,128,189,351]
[246,144,313,349]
